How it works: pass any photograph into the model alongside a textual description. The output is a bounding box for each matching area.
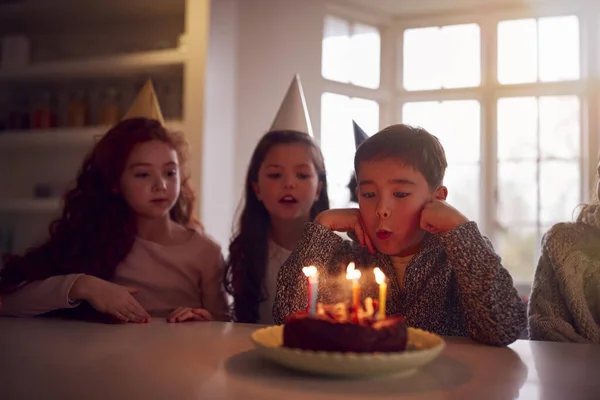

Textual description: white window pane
[540,161,580,224]
[403,27,442,91]
[539,96,580,160]
[403,100,480,164]
[321,93,379,208]
[438,100,480,163]
[497,225,538,280]
[444,164,480,222]
[351,97,379,134]
[350,24,381,89]
[539,16,580,82]
[441,24,481,88]
[322,16,350,83]
[498,161,538,225]
[402,101,442,133]
[498,19,537,84]
[497,97,538,160]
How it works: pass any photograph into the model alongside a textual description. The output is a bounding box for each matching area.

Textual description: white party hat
[269,74,313,136]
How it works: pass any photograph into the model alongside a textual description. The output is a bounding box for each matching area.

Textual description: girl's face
[119,140,181,219]
[253,143,323,222]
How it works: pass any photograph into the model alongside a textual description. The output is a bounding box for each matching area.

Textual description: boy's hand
[167,307,213,323]
[315,209,375,253]
[420,199,469,234]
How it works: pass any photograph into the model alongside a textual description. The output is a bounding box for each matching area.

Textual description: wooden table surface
[0,318,598,399]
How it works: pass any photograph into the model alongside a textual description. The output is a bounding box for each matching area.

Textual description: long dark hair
[0,118,197,294]
[225,130,329,323]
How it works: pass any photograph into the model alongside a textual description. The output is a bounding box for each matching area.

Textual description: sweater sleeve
[0,274,83,317]
[272,222,350,324]
[528,243,591,343]
[439,221,526,346]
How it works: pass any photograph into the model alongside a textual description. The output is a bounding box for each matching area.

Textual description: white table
[0,318,598,399]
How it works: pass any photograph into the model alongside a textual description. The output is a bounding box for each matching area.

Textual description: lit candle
[374,267,387,320]
[302,266,318,317]
[346,262,361,310]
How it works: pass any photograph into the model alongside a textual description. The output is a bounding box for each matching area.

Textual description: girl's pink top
[0,230,230,321]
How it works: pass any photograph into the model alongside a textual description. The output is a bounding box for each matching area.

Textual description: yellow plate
[251,325,445,377]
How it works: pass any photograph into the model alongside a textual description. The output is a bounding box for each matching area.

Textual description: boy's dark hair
[354,124,448,189]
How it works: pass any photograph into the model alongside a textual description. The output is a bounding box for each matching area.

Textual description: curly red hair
[0,118,198,293]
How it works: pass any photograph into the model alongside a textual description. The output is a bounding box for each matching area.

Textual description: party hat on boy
[353,120,369,149]
[270,74,313,137]
[122,79,165,125]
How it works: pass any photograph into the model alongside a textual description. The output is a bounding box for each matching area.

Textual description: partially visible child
[0,117,229,323]
[273,124,526,346]
[528,162,600,343]
[225,130,329,324]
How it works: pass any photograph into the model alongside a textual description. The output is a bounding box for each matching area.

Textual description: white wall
[202,0,239,252]
[203,0,326,250]
[234,0,325,198]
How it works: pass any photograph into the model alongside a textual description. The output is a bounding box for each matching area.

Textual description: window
[403,23,481,90]
[496,95,580,280]
[321,93,379,208]
[320,10,591,285]
[322,16,381,89]
[498,16,580,84]
[321,16,382,207]
[397,14,584,283]
[402,100,481,222]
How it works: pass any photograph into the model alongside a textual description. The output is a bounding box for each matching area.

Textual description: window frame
[320,3,600,287]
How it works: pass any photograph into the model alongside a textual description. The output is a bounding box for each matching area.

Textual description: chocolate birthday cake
[283,301,408,353]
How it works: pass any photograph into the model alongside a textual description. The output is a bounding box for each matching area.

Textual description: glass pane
[497,97,538,160]
[321,92,353,208]
[498,19,537,84]
[539,96,580,160]
[350,24,381,89]
[403,27,442,91]
[441,24,481,88]
[444,164,480,222]
[321,93,380,209]
[322,16,350,83]
[539,16,580,82]
[498,161,538,224]
[439,100,480,163]
[351,97,379,135]
[540,161,580,224]
[497,225,538,280]
[402,101,442,136]
[403,100,480,164]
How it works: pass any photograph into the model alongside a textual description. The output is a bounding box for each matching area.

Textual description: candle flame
[302,266,317,277]
[374,267,386,284]
[346,262,361,280]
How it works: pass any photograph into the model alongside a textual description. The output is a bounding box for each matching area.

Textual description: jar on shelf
[66,90,88,127]
[31,92,57,129]
[99,87,120,126]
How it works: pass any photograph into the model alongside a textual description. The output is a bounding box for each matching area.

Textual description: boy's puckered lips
[376,229,392,240]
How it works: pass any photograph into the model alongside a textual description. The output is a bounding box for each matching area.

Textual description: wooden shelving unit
[0,0,209,254]
[0,48,188,82]
[0,120,183,149]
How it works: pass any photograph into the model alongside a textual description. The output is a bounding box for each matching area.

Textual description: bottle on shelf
[31,92,57,129]
[66,89,89,127]
[99,87,120,127]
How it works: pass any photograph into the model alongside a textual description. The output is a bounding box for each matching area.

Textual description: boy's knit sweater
[273,221,526,346]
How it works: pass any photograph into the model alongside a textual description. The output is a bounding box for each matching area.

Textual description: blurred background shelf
[0,198,61,213]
